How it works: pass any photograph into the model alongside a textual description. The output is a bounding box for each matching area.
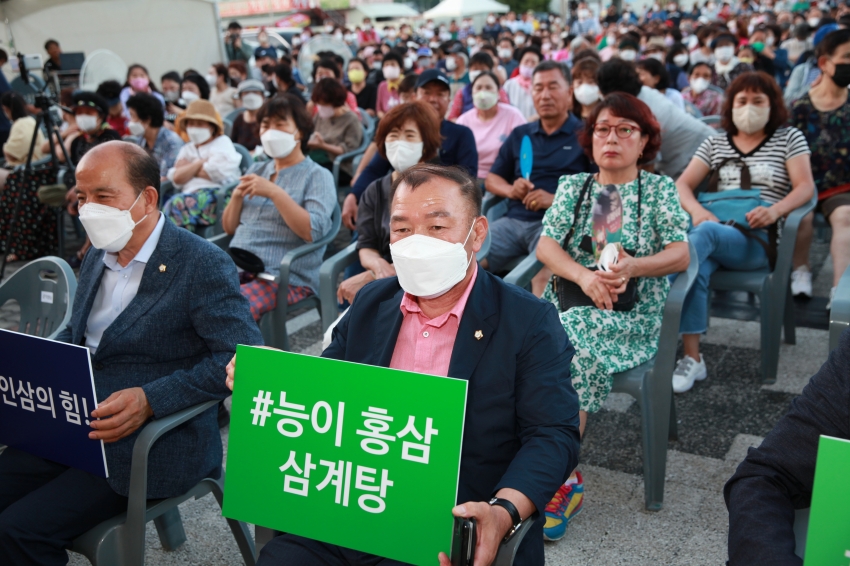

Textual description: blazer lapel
[372,287,405,367]
[447,267,499,383]
[94,222,181,355]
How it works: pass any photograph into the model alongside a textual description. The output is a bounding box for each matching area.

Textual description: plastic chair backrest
[360,109,375,142]
[700,115,722,129]
[233,143,253,173]
[707,84,725,96]
[223,118,234,138]
[829,265,850,352]
[0,256,76,339]
[224,107,246,124]
[684,100,703,118]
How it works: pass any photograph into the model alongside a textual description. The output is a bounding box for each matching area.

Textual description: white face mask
[181,90,200,103]
[807,17,820,28]
[390,222,475,299]
[206,73,218,86]
[76,114,99,133]
[515,36,526,47]
[473,90,499,110]
[261,128,298,159]
[673,53,689,67]
[187,126,212,145]
[574,83,601,105]
[468,70,482,83]
[242,93,264,110]
[620,49,637,61]
[316,104,335,119]
[383,65,400,80]
[647,52,664,62]
[386,140,423,173]
[79,191,148,253]
[732,104,770,134]
[690,77,710,93]
[127,120,145,136]
[445,57,458,71]
[498,47,513,59]
[715,45,735,63]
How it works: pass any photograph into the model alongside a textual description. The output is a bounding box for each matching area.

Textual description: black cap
[72,91,110,116]
[415,69,450,90]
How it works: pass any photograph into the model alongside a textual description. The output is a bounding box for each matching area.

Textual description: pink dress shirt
[389,268,478,377]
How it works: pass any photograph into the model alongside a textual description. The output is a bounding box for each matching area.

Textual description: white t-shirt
[503,77,536,120]
[167,134,242,194]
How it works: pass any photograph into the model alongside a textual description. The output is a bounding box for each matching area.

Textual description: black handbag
[551,173,642,312]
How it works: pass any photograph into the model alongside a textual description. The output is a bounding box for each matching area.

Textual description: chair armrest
[277,205,342,290]
[208,232,233,252]
[332,147,367,187]
[318,243,359,331]
[125,400,220,532]
[492,516,536,566]
[654,241,699,377]
[504,254,543,289]
[830,266,850,352]
[774,193,817,283]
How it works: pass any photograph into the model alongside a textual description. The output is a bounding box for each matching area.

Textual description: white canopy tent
[0,0,225,87]
[422,0,509,20]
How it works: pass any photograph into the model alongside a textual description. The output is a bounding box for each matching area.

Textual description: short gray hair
[532,60,571,84]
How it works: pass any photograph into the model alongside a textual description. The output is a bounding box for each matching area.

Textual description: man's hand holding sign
[223,164,581,566]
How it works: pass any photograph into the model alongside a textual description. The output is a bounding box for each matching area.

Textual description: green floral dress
[541,172,690,413]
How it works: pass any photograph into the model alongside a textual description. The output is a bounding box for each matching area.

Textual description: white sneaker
[827,286,836,311]
[672,355,707,393]
[790,266,813,298]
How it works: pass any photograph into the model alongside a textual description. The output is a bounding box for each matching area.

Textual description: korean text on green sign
[223,346,469,566]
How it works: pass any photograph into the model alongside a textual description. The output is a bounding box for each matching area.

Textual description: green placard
[804,435,850,565]
[223,346,469,566]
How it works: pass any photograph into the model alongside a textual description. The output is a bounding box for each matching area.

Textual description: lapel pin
[474,330,483,341]
[159,264,166,273]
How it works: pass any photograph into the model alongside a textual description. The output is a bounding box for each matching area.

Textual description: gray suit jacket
[57,220,262,498]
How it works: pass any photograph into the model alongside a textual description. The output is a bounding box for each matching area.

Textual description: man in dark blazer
[0,142,262,564]
[725,329,850,566]
[231,164,581,566]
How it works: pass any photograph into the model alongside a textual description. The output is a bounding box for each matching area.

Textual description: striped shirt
[229,158,336,292]
[503,77,536,120]
[693,127,811,204]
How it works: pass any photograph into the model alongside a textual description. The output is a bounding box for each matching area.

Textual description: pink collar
[399,267,478,328]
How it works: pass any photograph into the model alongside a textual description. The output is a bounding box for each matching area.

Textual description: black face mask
[831,63,850,88]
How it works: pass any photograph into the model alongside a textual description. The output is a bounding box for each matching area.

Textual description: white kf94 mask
[78,191,148,253]
[390,222,475,298]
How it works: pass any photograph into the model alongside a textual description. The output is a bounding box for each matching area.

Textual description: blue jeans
[676,221,769,334]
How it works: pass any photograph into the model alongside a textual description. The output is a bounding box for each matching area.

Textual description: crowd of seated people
[1,4,850,563]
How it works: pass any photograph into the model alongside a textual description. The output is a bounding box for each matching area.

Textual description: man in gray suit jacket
[0,142,262,565]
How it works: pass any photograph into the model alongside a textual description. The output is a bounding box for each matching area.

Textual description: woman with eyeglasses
[535,93,690,538]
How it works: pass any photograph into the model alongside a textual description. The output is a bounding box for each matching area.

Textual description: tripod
[0,62,75,283]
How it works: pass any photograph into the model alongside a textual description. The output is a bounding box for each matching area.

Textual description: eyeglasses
[592,124,642,139]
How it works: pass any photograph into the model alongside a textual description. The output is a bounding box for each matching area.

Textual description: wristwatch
[488,497,523,542]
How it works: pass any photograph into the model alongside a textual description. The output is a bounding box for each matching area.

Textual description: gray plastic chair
[210,204,341,350]
[233,143,254,174]
[683,100,703,118]
[794,507,809,559]
[504,241,699,510]
[70,400,256,566]
[699,115,722,129]
[0,256,76,339]
[481,194,526,274]
[332,109,375,190]
[224,107,246,125]
[708,193,817,383]
[829,266,850,352]
[223,118,234,138]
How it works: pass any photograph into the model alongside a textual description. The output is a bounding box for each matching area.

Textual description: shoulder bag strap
[707,156,752,193]
[562,174,595,251]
